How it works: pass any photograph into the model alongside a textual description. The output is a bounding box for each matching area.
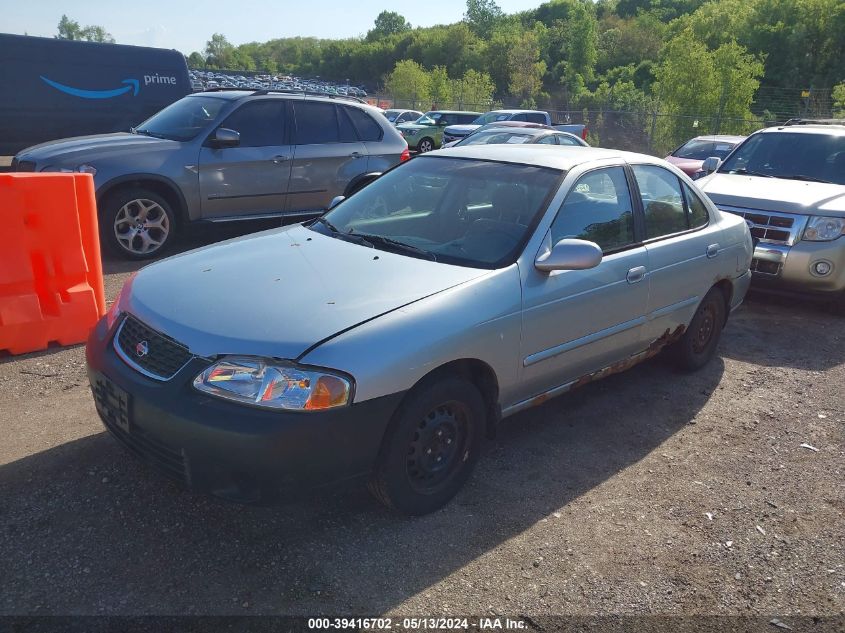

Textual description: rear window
[673,139,736,160]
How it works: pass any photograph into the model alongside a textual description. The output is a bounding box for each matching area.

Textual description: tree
[187,52,206,68]
[566,2,598,83]
[455,69,496,109]
[56,15,83,40]
[429,66,452,107]
[833,83,845,117]
[367,11,411,41]
[508,30,546,108]
[205,33,234,69]
[56,14,114,43]
[464,0,503,37]
[385,60,431,109]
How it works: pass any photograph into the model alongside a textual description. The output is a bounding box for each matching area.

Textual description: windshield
[472,112,510,125]
[460,131,534,146]
[414,112,441,125]
[134,96,228,141]
[673,138,738,160]
[311,156,562,268]
[720,132,845,185]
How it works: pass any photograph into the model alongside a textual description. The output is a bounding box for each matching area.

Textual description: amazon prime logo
[135,340,149,358]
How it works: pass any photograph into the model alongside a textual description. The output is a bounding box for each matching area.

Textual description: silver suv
[12,91,409,259]
[698,120,845,312]
[87,145,752,515]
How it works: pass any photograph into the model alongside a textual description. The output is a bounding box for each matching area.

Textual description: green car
[396,110,482,153]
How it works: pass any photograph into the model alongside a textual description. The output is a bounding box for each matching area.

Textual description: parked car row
[189,69,368,98]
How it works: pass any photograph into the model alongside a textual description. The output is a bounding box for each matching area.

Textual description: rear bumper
[86,316,404,502]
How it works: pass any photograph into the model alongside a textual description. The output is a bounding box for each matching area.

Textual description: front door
[198,100,292,219]
[519,166,650,401]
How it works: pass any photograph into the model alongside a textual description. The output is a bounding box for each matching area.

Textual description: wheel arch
[712,278,734,325]
[397,358,501,440]
[97,174,189,226]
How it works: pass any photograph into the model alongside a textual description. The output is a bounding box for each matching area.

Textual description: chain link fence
[370,86,836,156]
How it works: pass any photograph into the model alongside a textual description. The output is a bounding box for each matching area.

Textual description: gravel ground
[0,228,843,621]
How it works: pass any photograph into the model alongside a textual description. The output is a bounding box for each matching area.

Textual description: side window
[550,166,635,253]
[460,114,478,123]
[217,101,285,147]
[293,102,339,145]
[632,164,687,239]
[526,113,547,124]
[337,106,358,143]
[345,107,382,142]
[683,182,710,228]
[536,135,558,145]
[556,135,580,146]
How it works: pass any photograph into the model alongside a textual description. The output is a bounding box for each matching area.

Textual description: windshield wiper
[134,128,167,139]
[350,231,437,261]
[315,216,342,233]
[730,168,774,178]
[777,174,834,184]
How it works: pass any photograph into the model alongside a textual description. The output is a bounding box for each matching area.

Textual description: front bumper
[750,238,845,298]
[86,316,404,502]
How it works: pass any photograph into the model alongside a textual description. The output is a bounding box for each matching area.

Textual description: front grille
[11,158,35,172]
[718,205,808,246]
[103,414,189,484]
[115,315,193,380]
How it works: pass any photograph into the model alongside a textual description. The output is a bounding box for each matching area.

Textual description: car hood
[125,224,489,360]
[16,133,181,164]
[396,123,430,132]
[699,174,845,217]
[664,155,703,175]
[444,125,480,136]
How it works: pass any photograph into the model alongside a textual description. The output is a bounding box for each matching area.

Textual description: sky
[2,0,544,55]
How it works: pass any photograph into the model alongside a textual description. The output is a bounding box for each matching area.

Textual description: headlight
[803,216,845,241]
[193,357,352,411]
[39,164,97,175]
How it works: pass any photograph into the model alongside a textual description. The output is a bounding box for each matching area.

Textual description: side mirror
[210,127,240,149]
[328,195,345,210]
[535,238,603,273]
[702,156,721,174]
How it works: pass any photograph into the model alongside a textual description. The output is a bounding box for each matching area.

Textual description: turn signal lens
[304,375,351,410]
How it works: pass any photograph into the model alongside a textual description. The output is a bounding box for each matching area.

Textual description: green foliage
[429,66,452,107]
[367,11,411,41]
[833,83,845,117]
[508,30,546,106]
[386,60,431,108]
[187,52,205,69]
[464,0,504,37]
[205,33,234,69]
[56,14,115,43]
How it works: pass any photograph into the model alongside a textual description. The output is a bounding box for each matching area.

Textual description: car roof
[489,109,547,115]
[472,126,554,136]
[432,145,652,170]
[759,123,845,136]
[426,110,482,115]
[690,135,746,143]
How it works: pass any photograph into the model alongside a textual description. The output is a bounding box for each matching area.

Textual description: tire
[669,288,727,372]
[101,188,177,260]
[369,377,485,515]
[417,138,435,153]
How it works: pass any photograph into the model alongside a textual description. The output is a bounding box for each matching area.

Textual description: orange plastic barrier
[0,173,106,355]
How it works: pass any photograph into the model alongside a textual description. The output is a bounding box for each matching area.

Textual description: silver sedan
[87,145,753,515]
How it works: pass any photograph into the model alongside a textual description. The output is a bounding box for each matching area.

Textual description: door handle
[349,152,363,159]
[706,243,720,258]
[626,266,647,284]
[272,155,289,164]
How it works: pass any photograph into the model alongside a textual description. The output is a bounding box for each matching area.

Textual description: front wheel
[668,288,727,371]
[417,138,435,153]
[369,377,485,515]
[101,188,176,260]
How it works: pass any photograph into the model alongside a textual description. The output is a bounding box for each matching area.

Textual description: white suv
[698,120,845,312]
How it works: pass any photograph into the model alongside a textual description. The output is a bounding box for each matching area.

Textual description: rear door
[198,99,291,219]
[630,164,722,341]
[287,101,367,213]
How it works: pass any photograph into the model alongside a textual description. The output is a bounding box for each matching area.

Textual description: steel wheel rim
[406,400,471,494]
[692,303,717,354]
[114,198,170,255]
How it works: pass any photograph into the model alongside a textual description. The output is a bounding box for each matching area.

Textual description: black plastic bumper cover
[86,316,404,502]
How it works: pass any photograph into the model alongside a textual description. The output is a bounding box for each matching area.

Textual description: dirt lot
[0,228,843,621]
